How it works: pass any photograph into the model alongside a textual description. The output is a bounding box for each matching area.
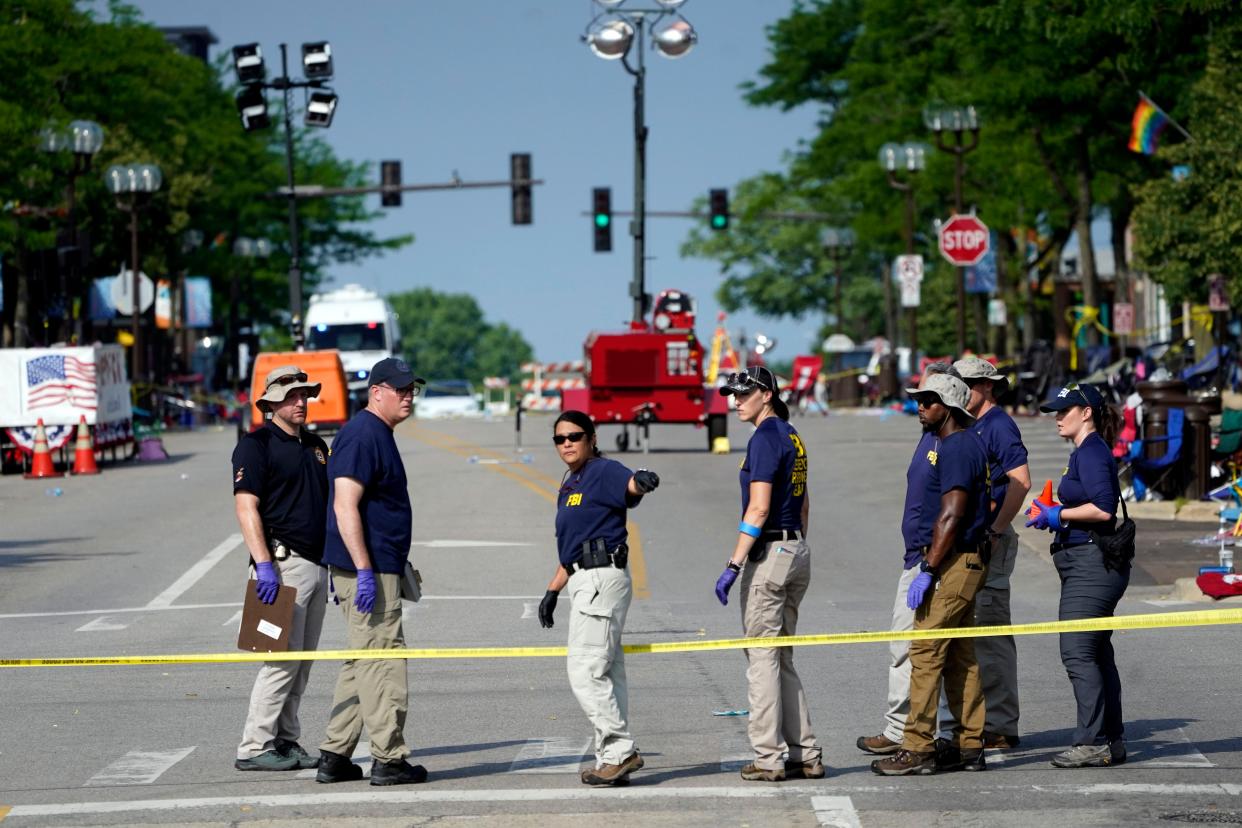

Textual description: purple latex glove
[715,565,740,606]
[354,569,377,614]
[906,571,934,610]
[1025,503,1064,532]
[254,561,279,605]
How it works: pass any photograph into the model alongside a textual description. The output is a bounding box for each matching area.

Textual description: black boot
[316,749,363,784]
[370,758,428,786]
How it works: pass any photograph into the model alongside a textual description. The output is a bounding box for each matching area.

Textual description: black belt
[917,540,989,557]
[564,539,629,576]
[1051,539,1094,553]
[760,529,803,543]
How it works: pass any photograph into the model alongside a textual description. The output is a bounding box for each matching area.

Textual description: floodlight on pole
[305,90,338,128]
[236,85,270,131]
[104,163,163,382]
[926,102,981,354]
[586,16,634,59]
[301,41,333,80]
[653,18,696,58]
[232,42,266,84]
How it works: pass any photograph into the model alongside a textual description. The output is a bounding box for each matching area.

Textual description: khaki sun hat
[904,373,976,422]
[257,365,322,409]
[953,355,1010,396]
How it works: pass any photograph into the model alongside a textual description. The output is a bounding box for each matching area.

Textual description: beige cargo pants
[566,565,635,767]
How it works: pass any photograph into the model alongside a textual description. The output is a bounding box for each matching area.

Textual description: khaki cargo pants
[904,547,987,754]
[739,540,822,770]
[321,568,410,762]
[566,565,635,767]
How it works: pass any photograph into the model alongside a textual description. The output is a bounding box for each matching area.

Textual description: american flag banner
[25,354,97,411]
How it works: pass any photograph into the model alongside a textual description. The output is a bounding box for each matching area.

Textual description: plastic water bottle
[1220,544,1234,572]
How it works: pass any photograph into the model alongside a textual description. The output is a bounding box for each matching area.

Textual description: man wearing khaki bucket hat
[231,365,330,772]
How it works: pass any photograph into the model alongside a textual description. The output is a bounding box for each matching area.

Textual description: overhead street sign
[939,214,990,267]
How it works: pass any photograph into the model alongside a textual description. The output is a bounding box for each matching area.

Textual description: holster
[267,537,291,561]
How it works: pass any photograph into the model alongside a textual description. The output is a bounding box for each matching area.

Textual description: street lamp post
[583,0,697,326]
[230,40,337,348]
[231,236,272,386]
[105,164,163,383]
[879,141,926,357]
[39,120,104,343]
[820,227,854,375]
[926,105,980,355]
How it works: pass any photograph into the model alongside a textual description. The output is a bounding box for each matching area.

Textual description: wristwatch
[919,560,938,577]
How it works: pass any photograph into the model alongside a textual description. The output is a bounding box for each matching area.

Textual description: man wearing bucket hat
[231,366,330,772]
[951,356,1030,750]
[872,373,992,776]
[318,357,428,786]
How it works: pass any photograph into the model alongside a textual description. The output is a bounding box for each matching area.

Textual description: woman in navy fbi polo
[1025,382,1130,769]
[536,409,660,787]
[713,366,825,783]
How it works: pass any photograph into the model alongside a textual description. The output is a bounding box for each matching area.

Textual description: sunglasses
[726,371,773,392]
[380,384,421,398]
[269,372,309,387]
[553,431,587,446]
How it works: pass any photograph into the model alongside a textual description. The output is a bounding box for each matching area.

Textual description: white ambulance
[304,284,401,410]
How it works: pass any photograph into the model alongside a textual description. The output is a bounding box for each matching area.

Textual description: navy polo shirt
[555,457,638,567]
[739,417,807,531]
[1055,432,1120,547]
[972,406,1029,516]
[915,429,991,550]
[902,431,939,568]
[231,422,330,563]
[322,410,413,574]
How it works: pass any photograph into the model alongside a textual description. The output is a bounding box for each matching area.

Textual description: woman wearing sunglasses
[536,409,660,786]
[1025,383,1129,768]
[713,366,824,782]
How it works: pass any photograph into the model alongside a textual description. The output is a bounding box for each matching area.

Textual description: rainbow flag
[1128,97,1169,155]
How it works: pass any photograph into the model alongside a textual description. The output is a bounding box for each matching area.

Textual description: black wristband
[726,561,741,573]
[919,560,938,576]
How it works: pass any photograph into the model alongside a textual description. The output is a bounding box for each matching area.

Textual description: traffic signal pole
[624,16,648,326]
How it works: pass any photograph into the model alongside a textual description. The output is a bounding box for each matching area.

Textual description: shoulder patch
[234,466,245,483]
[315,447,326,465]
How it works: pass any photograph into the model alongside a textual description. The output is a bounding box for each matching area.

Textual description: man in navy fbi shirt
[872,373,992,777]
[231,365,330,772]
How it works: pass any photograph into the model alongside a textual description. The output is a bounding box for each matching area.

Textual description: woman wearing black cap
[1026,383,1129,768]
[535,410,660,787]
[713,367,824,782]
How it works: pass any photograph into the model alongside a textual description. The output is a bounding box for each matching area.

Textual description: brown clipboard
[237,584,298,652]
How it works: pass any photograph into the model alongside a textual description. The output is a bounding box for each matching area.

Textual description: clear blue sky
[128,0,821,365]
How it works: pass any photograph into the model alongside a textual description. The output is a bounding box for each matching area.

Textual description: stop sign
[938,215,990,267]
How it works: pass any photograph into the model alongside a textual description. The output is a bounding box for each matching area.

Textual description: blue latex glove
[906,571,934,610]
[254,561,279,605]
[1025,503,1064,532]
[715,565,739,606]
[354,569,377,614]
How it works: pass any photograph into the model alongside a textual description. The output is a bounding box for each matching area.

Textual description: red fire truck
[560,289,729,451]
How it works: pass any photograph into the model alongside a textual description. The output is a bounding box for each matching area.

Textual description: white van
[304,284,401,407]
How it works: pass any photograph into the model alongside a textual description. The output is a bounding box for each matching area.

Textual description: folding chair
[1126,407,1185,502]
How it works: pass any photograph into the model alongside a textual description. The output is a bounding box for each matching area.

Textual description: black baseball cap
[719,366,789,421]
[1039,382,1106,413]
[368,357,426,389]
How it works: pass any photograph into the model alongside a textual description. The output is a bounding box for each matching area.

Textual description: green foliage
[387,288,533,385]
[0,0,410,339]
[1131,17,1242,304]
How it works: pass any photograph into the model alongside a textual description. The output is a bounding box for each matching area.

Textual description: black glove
[538,589,559,628]
[633,469,660,494]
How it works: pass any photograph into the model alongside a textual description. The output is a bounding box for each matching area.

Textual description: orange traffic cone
[1037,480,1055,505]
[71,415,100,475]
[24,418,62,479]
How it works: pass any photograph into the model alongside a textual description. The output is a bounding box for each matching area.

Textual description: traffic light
[709,188,729,230]
[593,187,612,252]
[511,153,532,225]
[380,160,401,207]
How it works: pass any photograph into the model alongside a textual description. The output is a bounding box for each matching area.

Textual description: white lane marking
[0,595,542,621]
[83,747,196,787]
[984,748,1006,766]
[222,609,243,628]
[1131,727,1214,767]
[720,735,752,772]
[508,737,591,774]
[812,796,862,828]
[75,616,133,632]
[15,783,1241,818]
[146,534,243,609]
[1144,599,1197,608]
[296,748,371,780]
[412,540,535,548]
[521,602,538,620]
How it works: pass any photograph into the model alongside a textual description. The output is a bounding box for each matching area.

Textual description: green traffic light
[595,214,610,228]
[711,215,727,229]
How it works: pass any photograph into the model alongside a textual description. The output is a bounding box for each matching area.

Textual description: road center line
[812,795,862,828]
[145,534,243,609]
[83,747,196,787]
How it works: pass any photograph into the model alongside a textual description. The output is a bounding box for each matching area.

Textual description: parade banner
[0,345,131,429]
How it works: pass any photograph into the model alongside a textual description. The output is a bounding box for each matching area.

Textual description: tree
[387,288,533,385]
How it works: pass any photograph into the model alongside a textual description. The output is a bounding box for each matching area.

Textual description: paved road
[0,411,1239,827]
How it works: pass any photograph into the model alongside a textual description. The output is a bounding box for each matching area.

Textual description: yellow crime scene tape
[3,607,1241,668]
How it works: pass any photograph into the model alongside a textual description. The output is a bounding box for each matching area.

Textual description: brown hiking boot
[983,731,1020,749]
[739,763,785,782]
[871,749,937,776]
[784,759,827,779]
[856,733,901,755]
[580,752,644,786]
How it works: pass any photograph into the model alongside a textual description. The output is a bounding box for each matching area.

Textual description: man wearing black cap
[317,357,428,786]
[232,365,330,772]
